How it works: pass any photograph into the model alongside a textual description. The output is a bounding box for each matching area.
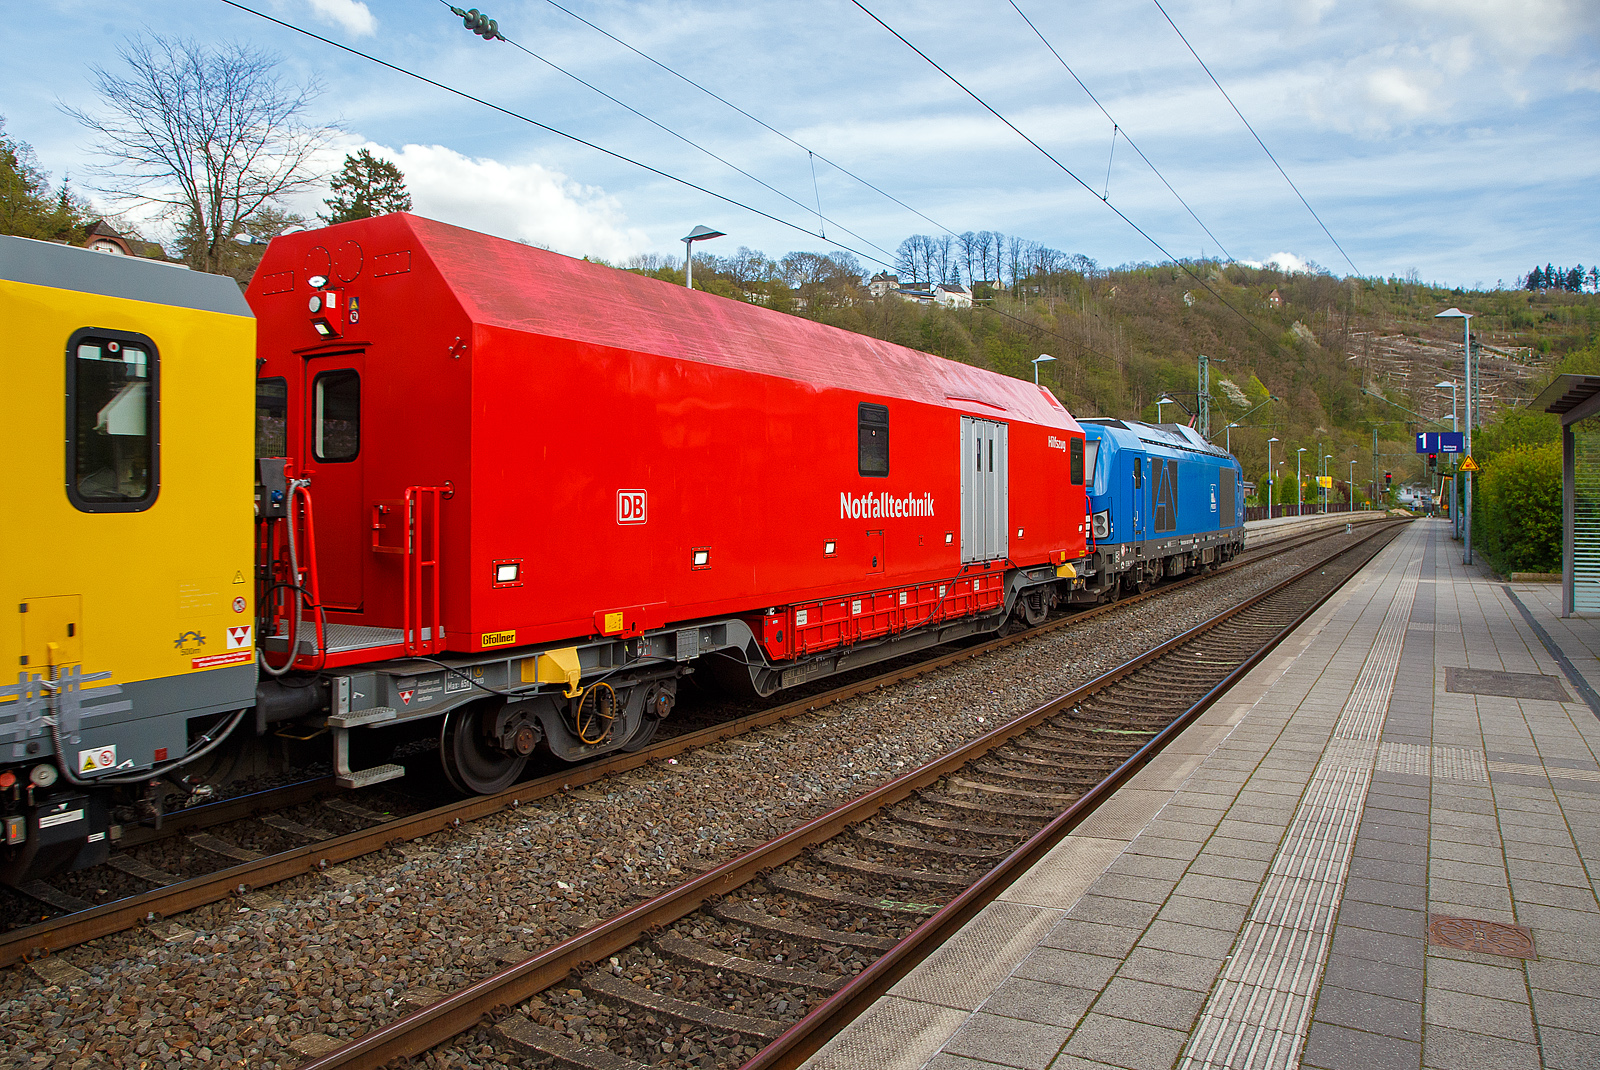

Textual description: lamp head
[1435,307,1472,320]
[1268,436,1279,443]
[1033,354,1055,364]
[682,225,726,243]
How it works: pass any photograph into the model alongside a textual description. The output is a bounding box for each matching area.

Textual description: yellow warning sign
[1460,456,1480,472]
[1317,476,1334,488]
[232,571,246,584]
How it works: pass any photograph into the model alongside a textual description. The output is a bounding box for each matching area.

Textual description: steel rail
[0,514,1380,965]
[294,520,1406,1070]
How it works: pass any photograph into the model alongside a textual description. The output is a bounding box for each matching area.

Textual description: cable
[1006,0,1236,264]
[1148,0,1359,275]
[439,1,902,266]
[849,0,1296,361]
[217,0,897,272]
[535,0,963,241]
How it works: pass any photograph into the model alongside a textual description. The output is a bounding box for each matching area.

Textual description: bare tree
[66,36,332,277]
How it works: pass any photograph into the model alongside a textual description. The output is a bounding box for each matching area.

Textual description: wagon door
[302,354,365,611]
[960,416,1008,563]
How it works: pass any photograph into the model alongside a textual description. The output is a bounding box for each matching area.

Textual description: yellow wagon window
[66,329,158,512]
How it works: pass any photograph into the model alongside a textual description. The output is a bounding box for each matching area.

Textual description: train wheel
[439,704,527,795]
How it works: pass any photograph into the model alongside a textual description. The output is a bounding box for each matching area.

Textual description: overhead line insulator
[449,5,505,41]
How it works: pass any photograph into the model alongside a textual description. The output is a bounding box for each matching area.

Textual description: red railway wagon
[248,214,1088,793]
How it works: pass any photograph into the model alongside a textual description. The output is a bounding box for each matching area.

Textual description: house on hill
[1267,288,1283,307]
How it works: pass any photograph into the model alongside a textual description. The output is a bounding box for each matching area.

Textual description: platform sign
[1416,431,1465,453]
[1317,476,1334,488]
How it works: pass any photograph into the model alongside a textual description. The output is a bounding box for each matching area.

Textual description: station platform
[805,518,1600,1070]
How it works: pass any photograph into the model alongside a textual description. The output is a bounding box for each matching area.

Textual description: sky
[3,0,1598,289]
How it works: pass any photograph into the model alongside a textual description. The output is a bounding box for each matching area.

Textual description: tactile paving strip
[1180,560,1422,1070]
[1373,742,1489,783]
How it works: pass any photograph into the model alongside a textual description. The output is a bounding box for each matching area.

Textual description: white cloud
[1239,252,1318,274]
[365,143,650,262]
[304,0,376,37]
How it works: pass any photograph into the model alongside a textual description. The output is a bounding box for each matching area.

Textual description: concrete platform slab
[802,520,1600,1070]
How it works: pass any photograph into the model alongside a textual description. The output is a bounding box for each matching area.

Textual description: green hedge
[1473,443,1562,574]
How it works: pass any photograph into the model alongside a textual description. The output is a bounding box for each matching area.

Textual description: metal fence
[1244,503,1360,522]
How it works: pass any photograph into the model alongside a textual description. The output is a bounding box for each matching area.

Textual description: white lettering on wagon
[839,492,936,520]
[1047,435,1067,451]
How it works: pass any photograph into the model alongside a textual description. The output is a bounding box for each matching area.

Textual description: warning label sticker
[226,625,253,650]
[192,651,252,670]
[78,746,117,775]
[39,807,86,829]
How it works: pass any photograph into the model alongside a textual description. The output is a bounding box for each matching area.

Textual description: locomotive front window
[314,370,360,462]
[257,377,288,457]
[1133,457,1143,489]
[66,329,158,512]
[1070,437,1085,485]
[858,403,889,477]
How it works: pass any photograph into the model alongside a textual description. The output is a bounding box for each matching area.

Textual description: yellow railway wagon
[0,236,255,881]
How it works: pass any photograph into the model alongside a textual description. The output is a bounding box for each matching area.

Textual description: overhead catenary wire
[217,0,899,273]
[536,0,964,242]
[436,1,902,265]
[1149,0,1360,275]
[848,0,1291,359]
[1007,0,1237,264]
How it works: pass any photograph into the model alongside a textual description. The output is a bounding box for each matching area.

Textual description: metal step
[335,763,405,790]
[327,707,398,729]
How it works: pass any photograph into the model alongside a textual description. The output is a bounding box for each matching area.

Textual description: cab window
[858,403,889,477]
[314,370,360,462]
[257,377,288,457]
[1070,437,1085,485]
[66,329,157,512]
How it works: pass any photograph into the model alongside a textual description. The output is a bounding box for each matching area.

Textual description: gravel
[0,526,1378,1069]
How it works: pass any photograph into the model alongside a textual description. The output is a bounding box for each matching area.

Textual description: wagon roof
[404,215,1077,429]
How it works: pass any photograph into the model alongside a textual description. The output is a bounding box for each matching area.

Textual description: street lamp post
[1267,437,1279,518]
[1349,459,1356,511]
[1032,354,1055,384]
[1296,447,1307,515]
[1156,395,1174,423]
[1436,308,1474,564]
[1224,422,1240,454]
[681,224,726,289]
[1324,454,1333,513]
[1437,380,1460,535]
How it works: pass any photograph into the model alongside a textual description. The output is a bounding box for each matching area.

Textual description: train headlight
[1091,510,1110,540]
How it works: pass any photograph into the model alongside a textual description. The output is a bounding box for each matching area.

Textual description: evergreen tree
[1527,266,1544,290]
[1568,266,1584,292]
[0,118,91,240]
[320,149,412,224]
[1546,263,1557,290]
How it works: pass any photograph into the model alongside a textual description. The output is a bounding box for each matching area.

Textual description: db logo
[617,489,647,525]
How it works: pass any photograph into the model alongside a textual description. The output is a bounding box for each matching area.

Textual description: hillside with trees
[630,235,1600,535]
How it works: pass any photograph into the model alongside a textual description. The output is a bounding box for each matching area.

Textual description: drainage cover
[1428,914,1536,958]
[1444,667,1572,703]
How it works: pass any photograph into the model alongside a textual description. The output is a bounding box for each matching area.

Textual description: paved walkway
[804,518,1600,1070]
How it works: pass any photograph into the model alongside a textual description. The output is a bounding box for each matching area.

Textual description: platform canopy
[1534,374,1600,616]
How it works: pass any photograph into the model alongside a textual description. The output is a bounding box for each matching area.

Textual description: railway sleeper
[940,776,1077,805]
[651,933,845,992]
[811,850,975,888]
[762,872,944,915]
[969,761,1105,788]
[852,828,1013,857]
[916,790,1061,819]
[582,970,786,1042]
[892,813,1032,839]
[995,748,1130,772]
[495,1013,655,1070]
[711,900,898,951]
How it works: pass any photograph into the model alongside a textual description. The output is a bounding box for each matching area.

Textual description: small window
[66,328,158,512]
[1069,437,1085,485]
[257,377,288,458]
[1132,457,1143,489]
[314,370,360,462]
[858,403,889,477]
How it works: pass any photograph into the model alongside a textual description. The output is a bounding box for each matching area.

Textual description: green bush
[1474,443,1562,573]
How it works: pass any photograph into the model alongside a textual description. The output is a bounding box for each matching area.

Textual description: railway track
[284,517,1406,1070]
[0,514,1385,968]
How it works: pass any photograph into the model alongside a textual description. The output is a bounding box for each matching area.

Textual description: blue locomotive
[1074,419,1245,599]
